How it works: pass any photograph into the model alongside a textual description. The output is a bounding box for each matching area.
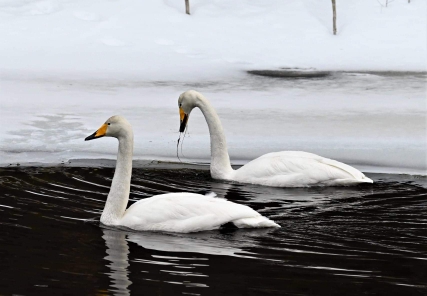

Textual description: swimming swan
[85,115,280,233]
[178,90,373,187]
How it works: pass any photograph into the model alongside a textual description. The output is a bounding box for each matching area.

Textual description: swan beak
[85,123,108,141]
[179,107,189,132]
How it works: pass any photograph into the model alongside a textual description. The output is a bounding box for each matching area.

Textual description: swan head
[178,90,201,132]
[85,115,132,141]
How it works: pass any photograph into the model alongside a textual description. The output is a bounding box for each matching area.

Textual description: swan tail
[325,176,374,186]
[358,176,373,183]
[345,176,373,184]
[321,158,373,183]
[232,216,280,228]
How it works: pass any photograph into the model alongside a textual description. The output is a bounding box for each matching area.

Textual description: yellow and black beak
[85,123,108,141]
[179,107,189,133]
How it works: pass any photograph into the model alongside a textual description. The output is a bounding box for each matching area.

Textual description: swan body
[85,115,279,233]
[178,90,373,187]
[122,192,278,232]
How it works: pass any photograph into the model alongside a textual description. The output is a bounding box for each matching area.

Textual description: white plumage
[123,192,279,233]
[85,115,280,233]
[178,90,373,187]
[232,151,372,187]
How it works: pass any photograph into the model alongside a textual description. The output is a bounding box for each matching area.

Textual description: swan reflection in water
[102,229,132,296]
[101,226,274,295]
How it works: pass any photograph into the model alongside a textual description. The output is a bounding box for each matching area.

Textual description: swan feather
[232,151,373,187]
[120,192,280,233]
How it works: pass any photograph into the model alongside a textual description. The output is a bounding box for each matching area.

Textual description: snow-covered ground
[0,0,425,81]
[0,0,426,174]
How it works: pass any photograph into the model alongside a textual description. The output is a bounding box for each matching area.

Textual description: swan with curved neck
[178,90,373,187]
[85,115,280,232]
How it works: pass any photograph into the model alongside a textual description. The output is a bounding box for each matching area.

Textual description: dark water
[0,166,426,295]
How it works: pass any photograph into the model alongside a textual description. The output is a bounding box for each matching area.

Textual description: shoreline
[1,158,426,177]
[1,69,426,84]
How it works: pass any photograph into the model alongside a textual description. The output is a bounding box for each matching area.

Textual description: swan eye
[107,123,111,126]
[179,103,182,107]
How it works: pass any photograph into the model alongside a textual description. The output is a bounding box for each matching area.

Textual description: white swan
[178,90,373,187]
[85,115,280,233]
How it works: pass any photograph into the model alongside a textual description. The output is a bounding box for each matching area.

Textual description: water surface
[0,166,426,295]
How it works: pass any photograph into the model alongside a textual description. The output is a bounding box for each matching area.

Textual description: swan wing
[234,151,372,187]
[121,193,279,233]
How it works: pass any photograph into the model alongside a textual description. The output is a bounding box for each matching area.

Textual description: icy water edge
[1,71,426,174]
[0,164,426,295]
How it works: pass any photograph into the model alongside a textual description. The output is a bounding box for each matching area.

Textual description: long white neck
[196,95,234,179]
[101,132,134,225]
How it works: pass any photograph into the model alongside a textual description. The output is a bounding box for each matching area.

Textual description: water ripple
[0,166,426,295]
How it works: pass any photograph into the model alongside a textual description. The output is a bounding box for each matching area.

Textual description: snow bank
[0,0,425,81]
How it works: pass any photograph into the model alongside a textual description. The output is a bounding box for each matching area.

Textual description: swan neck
[196,95,233,179]
[101,133,133,225]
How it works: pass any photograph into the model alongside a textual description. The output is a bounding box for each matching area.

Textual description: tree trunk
[185,0,190,15]
[332,0,337,35]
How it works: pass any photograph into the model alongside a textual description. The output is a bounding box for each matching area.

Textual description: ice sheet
[1,73,425,174]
